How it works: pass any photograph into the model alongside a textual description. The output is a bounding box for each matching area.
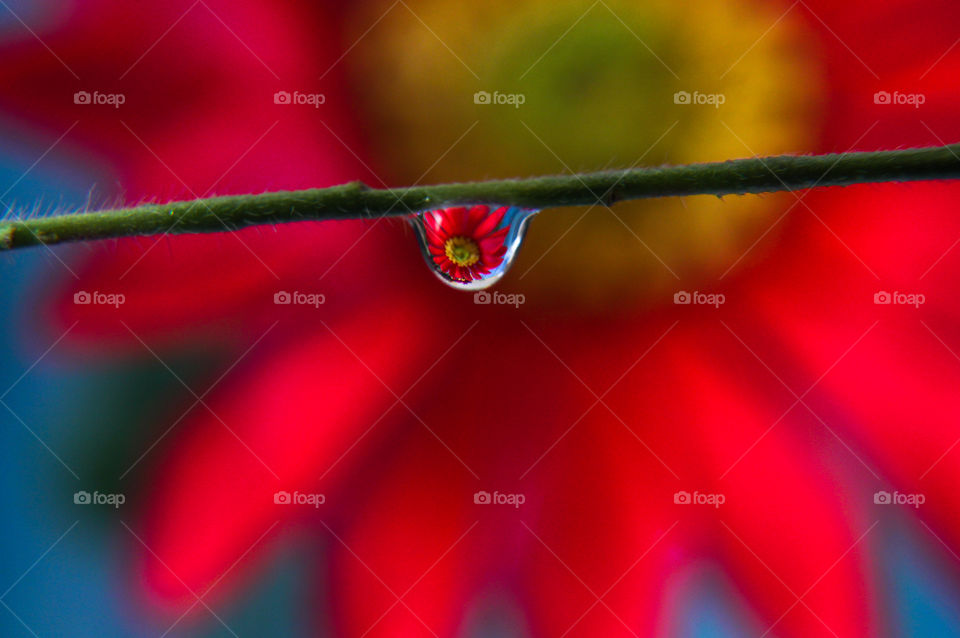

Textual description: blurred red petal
[328,434,484,637]
[669,329,878,638]
[745,182,960,561]
[521,404,684,636]
[139,292,435,609]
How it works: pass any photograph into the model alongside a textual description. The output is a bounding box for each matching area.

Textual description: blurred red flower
[5,0,960,636]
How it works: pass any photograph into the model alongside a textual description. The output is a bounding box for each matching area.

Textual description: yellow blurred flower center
[349,0,821,309]
[445,236,481,267]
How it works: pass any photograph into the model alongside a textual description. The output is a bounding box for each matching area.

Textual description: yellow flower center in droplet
[445,236,481,267]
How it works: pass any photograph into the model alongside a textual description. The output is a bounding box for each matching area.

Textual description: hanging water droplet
[410,205,538,290]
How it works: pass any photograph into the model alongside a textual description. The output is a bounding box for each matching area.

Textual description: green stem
[3,143,960,251]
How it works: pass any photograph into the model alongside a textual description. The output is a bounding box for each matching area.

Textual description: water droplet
[410,205,538,290]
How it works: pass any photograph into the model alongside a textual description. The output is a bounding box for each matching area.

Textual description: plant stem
[2,143,960,251]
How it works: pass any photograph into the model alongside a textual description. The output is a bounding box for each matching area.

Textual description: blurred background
[1,0,960,635]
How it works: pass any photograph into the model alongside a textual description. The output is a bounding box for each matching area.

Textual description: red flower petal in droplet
[423,205,509,281]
